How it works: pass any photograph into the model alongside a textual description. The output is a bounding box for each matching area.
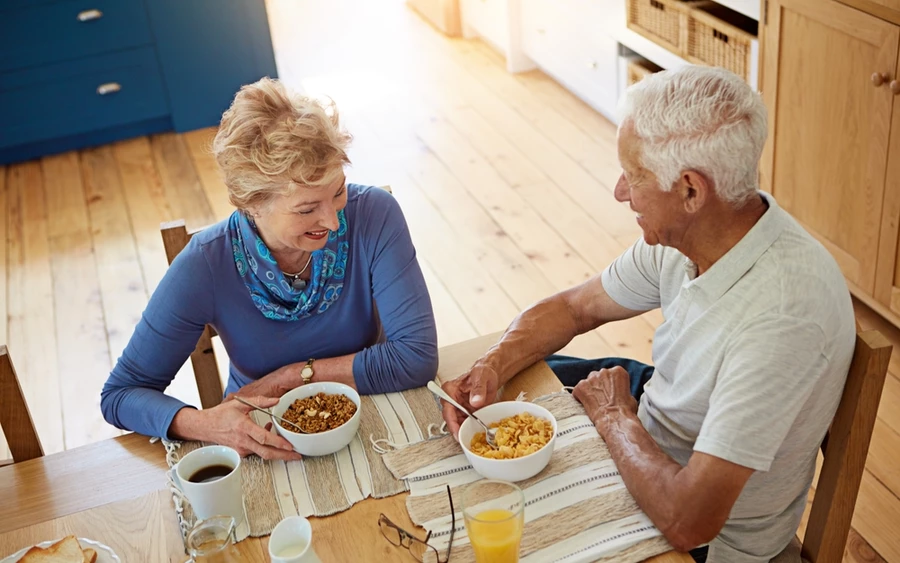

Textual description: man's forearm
[599,410,702,551]
[482,296,583,386]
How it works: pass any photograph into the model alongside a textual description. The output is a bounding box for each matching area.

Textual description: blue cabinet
[147,0,278,132]
[0,0,154,73]
[0,0,278,165]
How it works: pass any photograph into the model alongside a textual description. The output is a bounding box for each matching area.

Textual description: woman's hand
[232,364,300,400]
[173,396,303,461]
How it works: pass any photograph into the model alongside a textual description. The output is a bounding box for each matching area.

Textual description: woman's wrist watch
[300,359,316,385]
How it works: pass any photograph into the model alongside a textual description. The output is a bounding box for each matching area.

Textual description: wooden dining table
[0,334,692,562]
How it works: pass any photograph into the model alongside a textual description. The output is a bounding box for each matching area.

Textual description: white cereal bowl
[272,382,361,456]
[458,401,557,482]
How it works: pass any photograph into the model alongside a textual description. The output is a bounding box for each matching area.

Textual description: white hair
[618,65,768,207]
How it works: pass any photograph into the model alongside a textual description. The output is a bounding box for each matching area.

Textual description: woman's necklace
[284,253,313,291]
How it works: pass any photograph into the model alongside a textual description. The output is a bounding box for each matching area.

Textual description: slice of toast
[18,535,85,563]
[82,548,97,563]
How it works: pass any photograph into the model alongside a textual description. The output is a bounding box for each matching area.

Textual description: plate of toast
[1,535,120,563]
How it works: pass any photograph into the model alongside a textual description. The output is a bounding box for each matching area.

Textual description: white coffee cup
[173,445,245,525]
[268,516,321,563]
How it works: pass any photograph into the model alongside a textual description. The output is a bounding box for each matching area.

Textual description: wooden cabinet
[760,0,900,316]
[873,61,900,316]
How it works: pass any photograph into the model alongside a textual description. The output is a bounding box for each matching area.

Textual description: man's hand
[440,363,501,438]
[230,364,299,401]
[572,367,638,435]
[185,396,303,461]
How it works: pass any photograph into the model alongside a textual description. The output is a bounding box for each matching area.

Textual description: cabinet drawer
[0,47,169,149]
[521,0,573,67]
[522,0,619,117]
[0,0,152,73]
[0,0,67,11]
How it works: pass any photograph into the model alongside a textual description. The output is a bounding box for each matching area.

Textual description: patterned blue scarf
[228,210,350,321]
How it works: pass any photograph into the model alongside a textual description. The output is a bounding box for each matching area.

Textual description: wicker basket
[626,0,701,56]
[687,2,757,82]
[627,58,664,86]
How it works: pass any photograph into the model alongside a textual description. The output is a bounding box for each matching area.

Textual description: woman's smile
[304,229,329,240]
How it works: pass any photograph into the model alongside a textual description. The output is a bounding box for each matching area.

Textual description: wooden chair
[160,221,225,410]
[159,185,394,409]
[0,345,43,465]
[773,328,892,563]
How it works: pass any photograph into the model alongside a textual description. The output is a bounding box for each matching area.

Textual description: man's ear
[678,170,712,213]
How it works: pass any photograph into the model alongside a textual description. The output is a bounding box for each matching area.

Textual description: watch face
[301,367,313,379]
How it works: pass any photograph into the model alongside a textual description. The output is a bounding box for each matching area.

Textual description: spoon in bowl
[234,396,310,434]
[427,381,498,448]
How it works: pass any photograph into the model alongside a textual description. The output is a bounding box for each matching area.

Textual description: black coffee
[187,464,235,483]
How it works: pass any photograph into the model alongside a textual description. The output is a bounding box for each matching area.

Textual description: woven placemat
[381,392,672,563]
[163,385,446,542]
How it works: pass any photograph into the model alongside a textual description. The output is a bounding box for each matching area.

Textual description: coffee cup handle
[169,463,185,495]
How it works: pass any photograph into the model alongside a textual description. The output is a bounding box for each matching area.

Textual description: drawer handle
[77,9,103,22]
[97,82,121,96]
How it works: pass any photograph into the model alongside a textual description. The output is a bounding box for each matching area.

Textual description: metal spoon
[427,381,498,448]
[234,396,310,434]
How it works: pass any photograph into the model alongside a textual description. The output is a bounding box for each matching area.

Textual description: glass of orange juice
[462,480,525,563]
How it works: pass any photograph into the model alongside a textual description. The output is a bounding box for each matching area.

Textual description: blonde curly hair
[213,77,352,211]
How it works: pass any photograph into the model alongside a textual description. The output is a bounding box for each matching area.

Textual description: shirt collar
[682,192,788,302]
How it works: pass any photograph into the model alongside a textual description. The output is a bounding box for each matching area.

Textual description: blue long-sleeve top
[101,185,439,438]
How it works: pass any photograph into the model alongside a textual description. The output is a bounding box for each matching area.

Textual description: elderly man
[439,65,855,563]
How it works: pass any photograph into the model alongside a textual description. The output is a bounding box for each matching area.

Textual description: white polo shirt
[601,193,855,562]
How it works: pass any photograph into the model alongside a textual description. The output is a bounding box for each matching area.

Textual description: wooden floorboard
[182,128,234,222]
[0,0,897,557]
[42,153,119,449]
[112,137,175,294]
[7,162,64,454]
[80,147,148,364]
[150,133,216,231]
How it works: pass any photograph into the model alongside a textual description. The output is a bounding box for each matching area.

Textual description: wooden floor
[0,0,897,560]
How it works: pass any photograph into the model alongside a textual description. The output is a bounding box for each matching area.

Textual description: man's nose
[614,175,630,203]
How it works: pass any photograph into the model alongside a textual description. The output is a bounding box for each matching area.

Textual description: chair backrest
[0,345,43,464]
[802,329,892,562]
[158,185,393,409]
[160,220,225,409]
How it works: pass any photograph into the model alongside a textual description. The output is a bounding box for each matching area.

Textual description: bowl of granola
[271,382,361,456]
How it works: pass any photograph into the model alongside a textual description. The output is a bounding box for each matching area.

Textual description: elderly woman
[101,78,438,460]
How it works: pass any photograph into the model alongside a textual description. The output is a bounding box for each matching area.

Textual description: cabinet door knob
[77,9,103,22]
[587,61,598,69]
[96,82,121,96]
[891,80,900,95]
[872,72,889,86]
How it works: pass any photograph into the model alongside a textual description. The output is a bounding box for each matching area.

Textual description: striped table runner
[163,385,446,542]
[381,392,672,563]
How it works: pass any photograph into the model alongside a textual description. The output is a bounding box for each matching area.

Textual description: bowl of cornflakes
[458,401,557,482]
[272,382,361,456]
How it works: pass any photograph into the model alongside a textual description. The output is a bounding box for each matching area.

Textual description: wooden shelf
[712,0,761,20]
[614,28,690,71]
